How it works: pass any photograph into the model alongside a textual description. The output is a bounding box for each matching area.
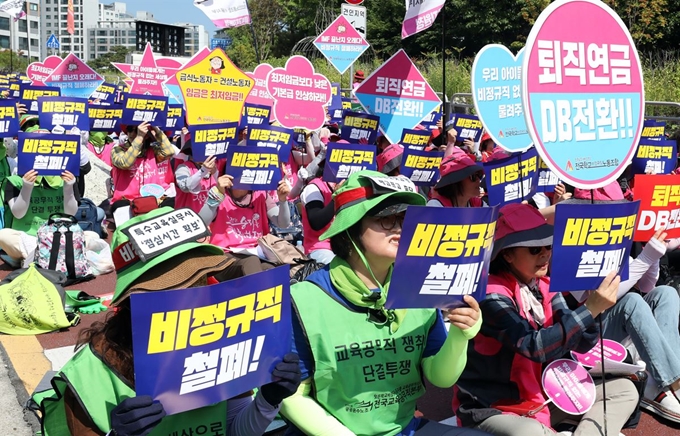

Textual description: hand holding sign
[584,271,620,318]
[217,174,234,194]
[446,295,481,331]
[22,169,37,184]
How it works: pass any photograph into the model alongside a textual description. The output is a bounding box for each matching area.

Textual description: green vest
[4,176,64,236]
[291,281,438,436]
[41,343,228,436]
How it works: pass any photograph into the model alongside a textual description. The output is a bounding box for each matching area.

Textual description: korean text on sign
[387,206,499,309]
[633,175,680,241]
[400,148,443,186]
[226,146,281,190]
[0,100,19,136]
[89,105,123,131]
[451,114,484,142]
[483,147,539,206]
[166,104,185,131]
[400,129,431,151]
[18,132,80,176]
[631,139,676,175]
[38,96,89,131]
[190,122,239,161]
[121,95,168,126]
[341,111,380,144]
[20,85,61,114]
[245,125,293,162]
[550,201,640,292]
[131,267,292,415]
[240,103,271,127]
[323,143,377,183]
[537,157,559,193]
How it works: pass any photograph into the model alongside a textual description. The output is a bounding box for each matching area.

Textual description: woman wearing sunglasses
[453,203,639,436]
[428,148,486,208]
[281,170,492,436]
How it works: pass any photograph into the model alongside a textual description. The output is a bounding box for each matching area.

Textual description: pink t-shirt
[174,160,214,214]
[301,178,333,253]
[87,142,114,167]
[209,190,270,251]
[111,148,170,202]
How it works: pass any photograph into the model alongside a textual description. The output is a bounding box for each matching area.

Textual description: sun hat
[19,114,39,130]
[89,131,107,148]
[354,70,365,81]
[434,147,483,190]
[110,207,231,305]
[491,203,554,260]
[377,144,404,174]
[320,170,426,240]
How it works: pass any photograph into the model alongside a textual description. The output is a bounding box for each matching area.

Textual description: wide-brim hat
[320,171,426,240]
[377,144,404,174]
[434,148,483,190]
[491,203,554,260]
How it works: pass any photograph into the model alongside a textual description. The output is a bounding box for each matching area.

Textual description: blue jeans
[602,285,680,387]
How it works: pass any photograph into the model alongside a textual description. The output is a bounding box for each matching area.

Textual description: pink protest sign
[571,339,627,367]
[44,53,104,99]
[402,0,445,39]
[27,56,63,86]
[542,359,596,415]
[523,0,645,189]
[113,42,182,96]
[246,64,276,110]
[266,56,331,130]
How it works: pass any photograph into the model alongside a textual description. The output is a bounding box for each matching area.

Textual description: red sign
[633,174,680,241]
[345,0,364,4]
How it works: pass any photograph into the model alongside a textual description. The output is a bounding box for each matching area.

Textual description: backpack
[36,213,94,285]
[257,234,324,282]
[75,198,105,238]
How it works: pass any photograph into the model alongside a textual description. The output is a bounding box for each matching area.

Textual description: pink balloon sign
[542,359,596,415]
[246,63,275,110]
[266,56,331,130]
[26,56,63,86]
[571,339,627,367]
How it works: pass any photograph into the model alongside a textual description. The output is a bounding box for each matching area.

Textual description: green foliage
[0,50,29,73]
[88,46,132,75]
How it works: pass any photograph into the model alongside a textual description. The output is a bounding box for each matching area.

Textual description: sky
[118,0,218,34]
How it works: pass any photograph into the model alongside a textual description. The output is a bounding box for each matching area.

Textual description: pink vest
[430,191,483,207]
[111,148,170,202]
[301,178,333,253]
[209,190,270,251]
[174,161,214,214]
[87,142,114,167]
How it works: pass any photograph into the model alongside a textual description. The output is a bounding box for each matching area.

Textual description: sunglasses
[528,245,552,255]
[375,213,405,231]
[469,172,485,182]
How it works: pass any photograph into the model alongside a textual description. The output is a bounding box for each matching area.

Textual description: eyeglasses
[528,245,552,255]
[376,213,405,231]
[469,172,485,182]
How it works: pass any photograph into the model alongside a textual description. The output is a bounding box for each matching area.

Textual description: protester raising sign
[537,157,559,193]
[631,139,677,175]
[240,103,271,128]
[225,146,282,190]
[340,111,380,144]
[131,266,291,415]
[88,105,122,132]
[450,114,484,142]
[386,206,498,309]
[400,128,430,150]
[483,147,539,206]
[190,122,239,161]
[550,201,640,292]
[633,174,680,241]
[121,95,168,127]
[323,143,377,182]
[20,85,61,115]
[38,96,89,132]
[246,125,293,161]
[18,132,80,176]
[166,104,185,131]
[0,100,19,137]
[400,148,443,186]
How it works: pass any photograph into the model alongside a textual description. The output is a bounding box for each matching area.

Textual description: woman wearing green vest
[40,207,301,436]
[281,171,492,436]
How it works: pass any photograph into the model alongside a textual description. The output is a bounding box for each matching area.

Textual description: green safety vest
[41,343,228,436]
[4,175,64,236]
[291,281,438,436]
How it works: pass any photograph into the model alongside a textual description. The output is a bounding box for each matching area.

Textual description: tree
[603,0,668,50]
[0,49,29,74]
[88,46,132,75]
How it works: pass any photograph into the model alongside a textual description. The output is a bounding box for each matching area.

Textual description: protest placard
[225,146,282,190]
[20,85,60,115]
[400,129,431,150]
[240,103,272,128]
[18,132,80,176]
[400,148,443,186]
[0,100,19,137]
[633,174,680,241]
[190,123,239,161]
[38,96,89,131]
[88,105,123,132]
[166,104,185,131]
[121,95,168,127]
[450,114,484,142]
[631,139,676,175]
[44,53,103,99]
[246,125,293,161]
[323,143,377,182]
[341,111,380,144]
[483,147,539,206]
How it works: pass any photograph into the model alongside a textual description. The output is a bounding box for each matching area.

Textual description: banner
[225,146,281,190]
[472,45,531,152]
[386,206,498,309]
[166,104,185,131]
[131,267,291,415]
[89,82,117,104]
[450,114,484,142]
[18,133,80,176]
[355,50,441,144]
[400,148,443,186]
[266,56,331,131]
[89,105,123,132]
[190,122,239,161]
[0,100,19,137]
[0,0,26,20]
[245,125,293,161]
[20,85,60,115]
[121,95,168,127]
[640,120,665,140]
[401,0,444,39]
[8,80,21,98]
[314,15,369,75]
[323,143,377,182]
[38,96,89,132]
[537,157,559,193]
[340,111,379,144]
[44,53,103,99]
[193,0,251,28]
[523,0,645,189]
[113,43,182,97]
[26,56,63,87]
[240,103,271,128]
[245,63,275,113]
[328,83,343,122]
[631,139,676,175]
[176,48,253,126]
[400,128,431,150]
[633,175,680,241]
[550,201,640,292]
[483,147,539,206]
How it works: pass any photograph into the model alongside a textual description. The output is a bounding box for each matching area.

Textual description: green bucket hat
[320,170,426,240]
[111,207,228,305]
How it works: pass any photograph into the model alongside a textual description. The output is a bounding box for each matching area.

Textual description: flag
[193,0,251,29]
[0,0,25,21]
[67,0,74,35]
[401,0,445,39]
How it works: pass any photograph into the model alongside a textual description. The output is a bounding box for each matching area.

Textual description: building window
[97,45,106,51]
[97,38,106,43]
[30,38,38,47]
[30,21,38,30]
[0,35,8,49]
[19,37,28,50]
[45,7,50,11]
[128,37,136,44]
[0,17,9,31]
[45,14,51,19]
[18,21,27,32]
[46,22,51,27]
[120,30,126,36]
[97,30,106,36]
[29,3,38,11]
[61,14,67,20]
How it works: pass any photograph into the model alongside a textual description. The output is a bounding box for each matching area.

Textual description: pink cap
[377,144,404,174]
[435,148,483,189]
[574,181,624,201]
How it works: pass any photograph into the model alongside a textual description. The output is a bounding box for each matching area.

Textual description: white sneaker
[640,382,680,424]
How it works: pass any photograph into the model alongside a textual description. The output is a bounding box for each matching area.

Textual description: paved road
[0,351,33,436]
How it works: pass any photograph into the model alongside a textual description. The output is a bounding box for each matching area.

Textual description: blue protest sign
[450,114,484,142]
[400,148,443,186]
[121,94,168,127]
[166,104,185,131]
[246,125,293,162]
[38,96,90,131]
[0,101,20,137]
[89,104,123,132]
[20,85,60,115]
[293,128,306,150]
[8,80,21,98]
[328,83,343,122]
[631,139,677,175]
[340,111,380,144]
[240,103,272,128]
[472,45,531,152]
[400,128,431,150]
[323,143,377,182]
[313,15,369,74]
[537,157,559,193]
[89,82,117,104]
[641,120,665,140]
[419,108,442,130]
[18,132,80,176]
[190,122,239,161]
[386,206,499,309]
[550,201,640,292]
[131,267,291,415]
[483,147,539,206]
[226,146,282,190]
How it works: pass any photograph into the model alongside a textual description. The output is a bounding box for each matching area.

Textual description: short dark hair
[489,248,513,275]
[330,219,364,260]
